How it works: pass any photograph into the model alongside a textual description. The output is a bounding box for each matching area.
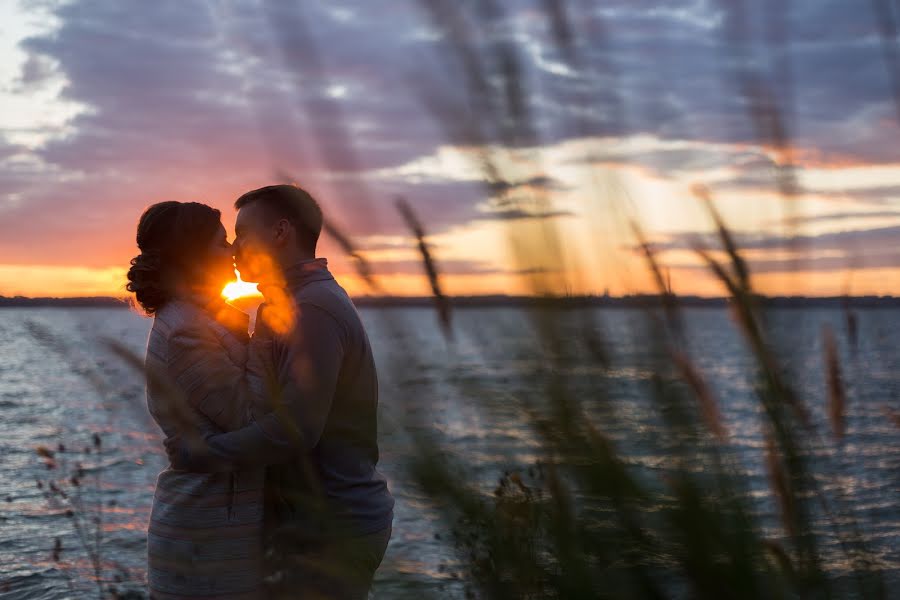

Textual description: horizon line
[2,293,899,302]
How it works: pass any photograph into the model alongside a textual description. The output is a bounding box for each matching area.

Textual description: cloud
[777,210,900,226]
[365,257,557,277]
[365,257,505,276]
[318,176,487,237]
[474,208,574,221]
[711,174,900,205]
[669,249,900,274]
[486,175,570,195]
[2,0,900,291]
[646,223,900,272]
[0,1,495,271]
[814,185,900,205]
[647,224,900,253]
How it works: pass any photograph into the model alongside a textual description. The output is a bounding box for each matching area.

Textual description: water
[0,306,898,598]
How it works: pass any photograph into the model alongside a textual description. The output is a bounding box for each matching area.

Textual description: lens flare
[221,277,260,301]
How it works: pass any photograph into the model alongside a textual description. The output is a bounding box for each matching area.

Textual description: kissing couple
[126,185,394,599]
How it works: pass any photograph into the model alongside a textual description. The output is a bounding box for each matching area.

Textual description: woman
[126,201,264,599]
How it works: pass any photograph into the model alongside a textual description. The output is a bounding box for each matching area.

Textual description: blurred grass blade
[822,326,846,441]
[765,434,797,539]
[672,352,728,443]
[396,196,453,339]
[692,184,751,290]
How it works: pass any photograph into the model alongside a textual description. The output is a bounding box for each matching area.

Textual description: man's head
[232,184,323,282]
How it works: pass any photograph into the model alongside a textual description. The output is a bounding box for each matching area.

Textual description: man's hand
[163,430,232,472]
[163,432,190,469]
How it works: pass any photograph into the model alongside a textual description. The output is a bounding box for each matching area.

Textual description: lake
[0,306,898,598]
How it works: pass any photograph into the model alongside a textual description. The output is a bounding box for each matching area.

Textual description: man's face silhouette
[233,202,279,283]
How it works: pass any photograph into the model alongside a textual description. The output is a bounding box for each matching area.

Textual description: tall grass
[22,1,900,598]
[379,1,893,598]
[392,203,887,599]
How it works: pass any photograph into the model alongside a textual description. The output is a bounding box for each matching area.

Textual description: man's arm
[167,303,344,470]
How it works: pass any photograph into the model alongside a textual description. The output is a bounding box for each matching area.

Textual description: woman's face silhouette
[201,223,236,290]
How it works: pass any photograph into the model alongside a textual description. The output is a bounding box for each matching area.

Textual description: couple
[126,185,394,599]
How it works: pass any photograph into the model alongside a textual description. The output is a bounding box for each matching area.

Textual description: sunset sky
[1,1,899,298]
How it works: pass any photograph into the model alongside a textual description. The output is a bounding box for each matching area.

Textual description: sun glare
[221,278,260,301]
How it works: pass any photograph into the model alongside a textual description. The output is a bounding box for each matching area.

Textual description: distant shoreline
[1,294,899,309]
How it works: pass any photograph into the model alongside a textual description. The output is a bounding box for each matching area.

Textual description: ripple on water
[1,306,899,598]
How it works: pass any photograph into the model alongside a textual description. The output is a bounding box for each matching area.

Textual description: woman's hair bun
[126,202,221,315]
[126,249,166,314]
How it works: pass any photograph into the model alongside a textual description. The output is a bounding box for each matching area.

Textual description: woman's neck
[174,281,222,306]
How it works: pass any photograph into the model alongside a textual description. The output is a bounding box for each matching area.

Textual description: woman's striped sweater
[144,298,264,599]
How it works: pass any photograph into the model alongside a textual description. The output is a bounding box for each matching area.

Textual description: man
[167,184,394,599]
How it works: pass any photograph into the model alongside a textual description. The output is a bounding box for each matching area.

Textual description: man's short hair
[235,184,323,254]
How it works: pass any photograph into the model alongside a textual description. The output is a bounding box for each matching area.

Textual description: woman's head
[126,201,235,315]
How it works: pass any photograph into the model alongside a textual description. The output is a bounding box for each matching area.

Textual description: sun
[221,277,261,301]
